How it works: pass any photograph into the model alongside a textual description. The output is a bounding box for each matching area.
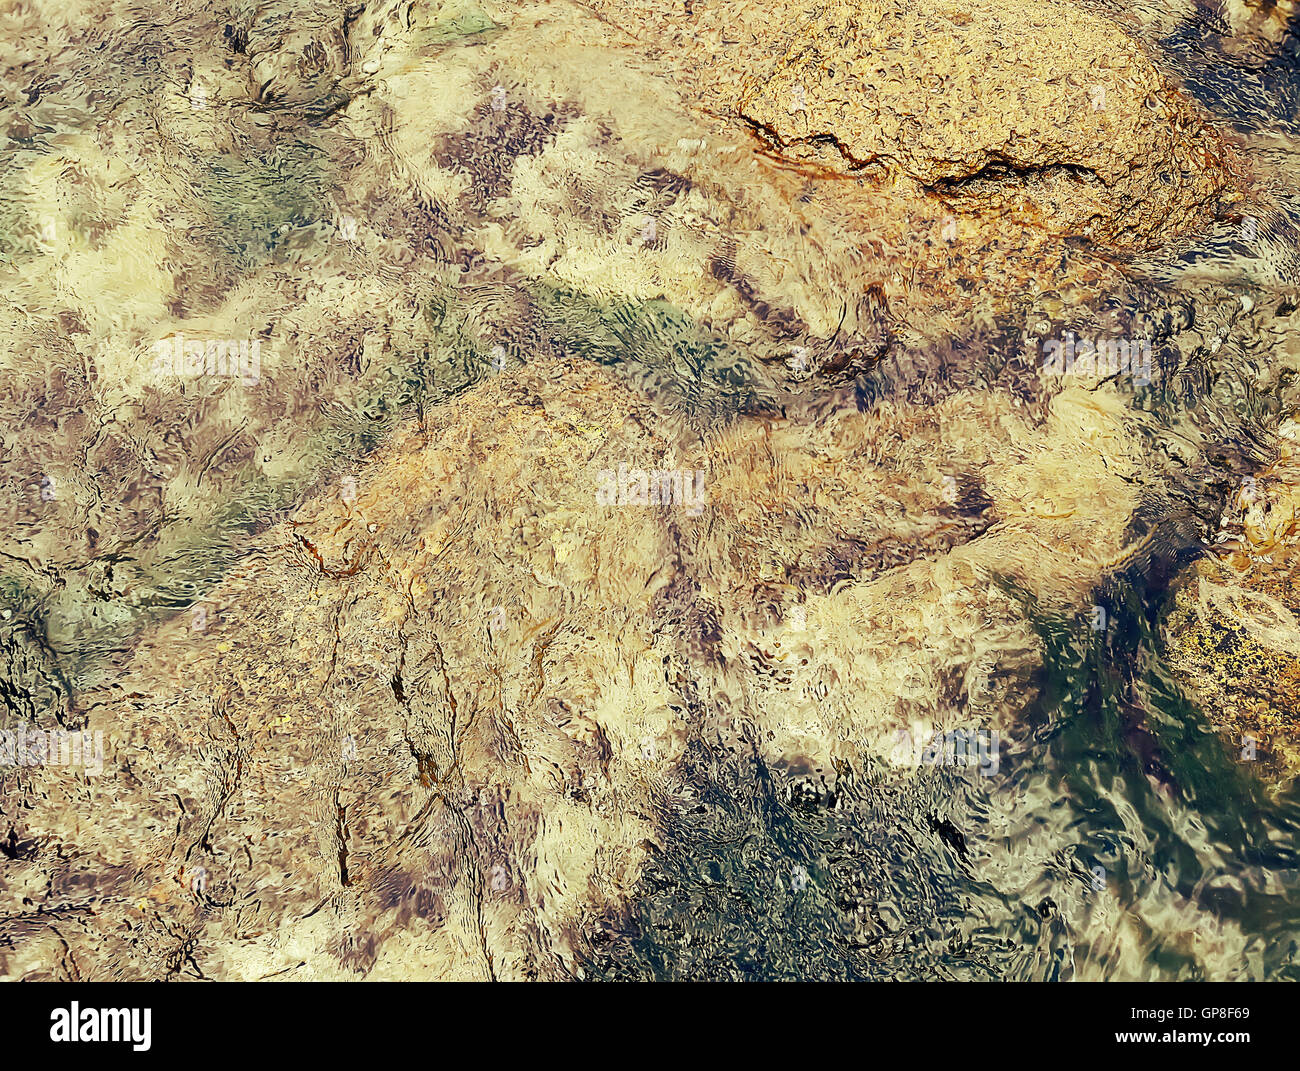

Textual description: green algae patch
[530,283,772,418]
[202,144,332,268]
[422,2,502,47]
[28,285,501,696]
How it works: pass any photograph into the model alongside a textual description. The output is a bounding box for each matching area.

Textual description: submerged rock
[0,347,1155,978]
[1,0,1294,981]
[0,358,677,979]
[1163,442,1300,782]
[735,0,1242,248]
[237,5,352,112]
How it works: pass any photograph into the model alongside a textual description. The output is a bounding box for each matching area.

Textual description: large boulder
[734,0,1241,248]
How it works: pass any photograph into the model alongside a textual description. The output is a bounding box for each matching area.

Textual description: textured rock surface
[1,358,682,979]
[590,0,1249,252]
[0,342,1159,978]
[735,0,1239,247]
[1163,436,1300,782]
[3,0,1299,981]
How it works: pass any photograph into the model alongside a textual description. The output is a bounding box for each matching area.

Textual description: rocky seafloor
[4,0,1300,980]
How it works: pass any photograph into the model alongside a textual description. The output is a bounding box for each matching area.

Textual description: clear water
[3,0,1300,980]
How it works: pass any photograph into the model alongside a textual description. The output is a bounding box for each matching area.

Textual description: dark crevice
[739,114,882,172]
[927,157,1107,196]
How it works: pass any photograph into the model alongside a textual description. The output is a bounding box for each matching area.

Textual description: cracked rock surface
[1,350,1146,978]
[739,0,1241,247]
[3,0,1300,980]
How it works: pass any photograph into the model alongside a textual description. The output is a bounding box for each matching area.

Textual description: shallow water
[4,0,1300,980]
